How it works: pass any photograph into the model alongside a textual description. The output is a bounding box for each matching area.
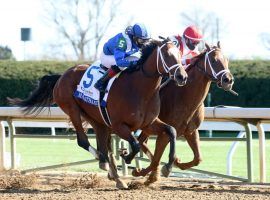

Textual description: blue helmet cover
[132,23,150,39]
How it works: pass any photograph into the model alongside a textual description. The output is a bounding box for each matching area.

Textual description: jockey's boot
[94,65,121,92]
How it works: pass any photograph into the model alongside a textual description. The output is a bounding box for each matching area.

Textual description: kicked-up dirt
[0,171,269,200]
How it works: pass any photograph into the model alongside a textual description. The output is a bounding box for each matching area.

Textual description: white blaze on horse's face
[206,48,234,91]
[156,42,187,86]
[168,46,181,63]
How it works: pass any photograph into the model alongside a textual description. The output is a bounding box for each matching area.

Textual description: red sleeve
[185,51,199,65]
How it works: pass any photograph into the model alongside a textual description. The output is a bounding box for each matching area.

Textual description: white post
[51,127,56,136]
[51,127,56,142]
[7,120,16,169]
[121,141,128,176]
[256,122,266,183]
[0,121,6,171]
[226,131,246,175]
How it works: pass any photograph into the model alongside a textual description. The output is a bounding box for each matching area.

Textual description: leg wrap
[77,136,90,151]
[129,140,141,153]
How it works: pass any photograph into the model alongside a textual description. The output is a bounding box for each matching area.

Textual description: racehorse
[130,42,236,183]
[9,39,188,189]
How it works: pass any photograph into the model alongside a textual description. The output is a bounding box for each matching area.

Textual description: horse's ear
[205,42,211,51]
[217,41,221,48]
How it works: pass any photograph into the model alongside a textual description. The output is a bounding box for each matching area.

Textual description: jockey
[94,23,151,92]
[168,25,203,67]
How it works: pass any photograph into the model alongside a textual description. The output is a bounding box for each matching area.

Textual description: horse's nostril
[224,78,229,83]
[177,75,187,82]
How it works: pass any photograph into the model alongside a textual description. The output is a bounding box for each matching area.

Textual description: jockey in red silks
[94,23,151,92]
[168,25,203,69]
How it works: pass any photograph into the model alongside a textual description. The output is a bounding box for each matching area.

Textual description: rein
[193,48,238,96]
[204,49,230,85]
[191,48,230,83]
[141,42,182,80]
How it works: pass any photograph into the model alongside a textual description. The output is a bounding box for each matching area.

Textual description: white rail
[0,106,269,182]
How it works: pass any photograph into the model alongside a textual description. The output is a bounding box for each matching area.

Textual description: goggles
[188,39,200,46]
[135,37,149,44]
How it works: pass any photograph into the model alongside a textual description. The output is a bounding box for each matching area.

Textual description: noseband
[156,42,183,80]
[202,48,230,86]
[142,42,183,80]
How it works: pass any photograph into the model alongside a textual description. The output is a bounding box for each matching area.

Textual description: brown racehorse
[9,39,187,189]
[130,42,235,183]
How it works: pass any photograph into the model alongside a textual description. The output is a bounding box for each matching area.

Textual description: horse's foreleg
[150,119,177,173]
[124,131,153,164]
[174,129,202,170]
[132,119,174,181]
[136,133,170,186]
[108,153,128,189]
[106,136,128,189]
[112,124,140,164]
[137,132,153,161]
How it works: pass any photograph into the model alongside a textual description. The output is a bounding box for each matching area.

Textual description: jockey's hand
[129,61,138,67]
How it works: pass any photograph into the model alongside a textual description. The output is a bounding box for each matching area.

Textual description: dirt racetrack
[0,171,270,200]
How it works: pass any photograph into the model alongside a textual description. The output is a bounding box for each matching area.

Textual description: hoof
[116,179,128,189]
[144,169,160,186]
[131,168,141,177]
[119,148,128,156]
[161,164,172,177]
[107,172,114,180]
[144,176,158,186]
[99,162,110,171]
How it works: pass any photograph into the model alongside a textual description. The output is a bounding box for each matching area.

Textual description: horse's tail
[8,74,61,115]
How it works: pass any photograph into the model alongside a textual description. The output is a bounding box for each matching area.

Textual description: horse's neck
[189,64,212,101]
[136,59,162,95]
[164,62,211,110]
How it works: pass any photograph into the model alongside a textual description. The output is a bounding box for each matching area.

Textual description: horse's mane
[139,39,161,64]
[125,39,162,73]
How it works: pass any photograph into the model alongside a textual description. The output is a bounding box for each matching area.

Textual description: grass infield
[4,137,270,182]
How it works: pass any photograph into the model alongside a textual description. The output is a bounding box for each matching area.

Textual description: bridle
[142,42,184,84]
[195,48,231,86]
[195,47,238,95]
[205,49,230,83]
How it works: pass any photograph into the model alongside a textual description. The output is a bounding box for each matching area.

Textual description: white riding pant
[100,51,142,71]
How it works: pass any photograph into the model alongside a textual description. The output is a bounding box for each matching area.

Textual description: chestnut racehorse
[131,42,235,183]
[9,39,187,189]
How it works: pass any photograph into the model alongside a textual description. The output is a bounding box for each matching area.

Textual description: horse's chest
[133,103,160,123]
[128,97,160,127]
[108,90,160,129]
[161,106,197,135]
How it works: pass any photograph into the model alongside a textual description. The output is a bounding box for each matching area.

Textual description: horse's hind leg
[58,102,99,159]
[91,123,110,171]
[174,129,202,170]
[173,107,203,170]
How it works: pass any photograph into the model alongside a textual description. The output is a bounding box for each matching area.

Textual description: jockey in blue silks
[94,23,151,92]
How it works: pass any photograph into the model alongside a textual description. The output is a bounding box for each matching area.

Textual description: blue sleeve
[114,49,131,67]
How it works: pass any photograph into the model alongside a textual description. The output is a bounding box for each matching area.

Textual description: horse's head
[140,39,188,86]
[193,41,234,92]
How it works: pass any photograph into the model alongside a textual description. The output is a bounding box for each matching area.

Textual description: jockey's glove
[129,60,138,67]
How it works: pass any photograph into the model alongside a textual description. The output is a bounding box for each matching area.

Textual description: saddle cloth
[73,61,117,107]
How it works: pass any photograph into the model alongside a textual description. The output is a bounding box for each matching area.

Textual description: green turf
[4,137,270,182]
